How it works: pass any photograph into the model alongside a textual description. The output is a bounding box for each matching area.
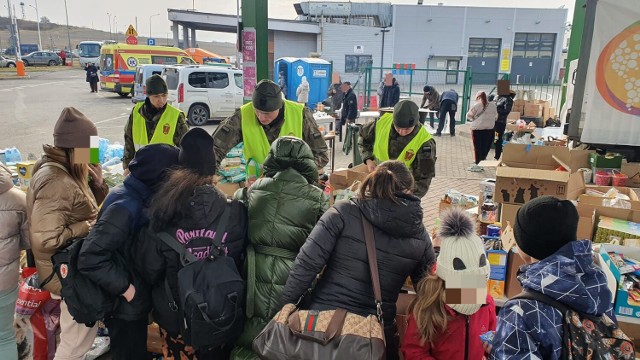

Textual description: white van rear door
[206,72,235,117]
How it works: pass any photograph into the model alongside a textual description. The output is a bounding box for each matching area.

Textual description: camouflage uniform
[212,107,329,170]
[123,101,189,169]
[358,121,437,197]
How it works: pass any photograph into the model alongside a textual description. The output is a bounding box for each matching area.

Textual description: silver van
[132,64,171,103]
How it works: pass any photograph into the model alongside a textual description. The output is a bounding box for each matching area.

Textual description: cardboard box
[533,100,551,120]
[548,107,557,120]
[500,203,521,228]
[513,105,525,114]
[495,144,585,205]
[590,153,623,169]
[514,99,526,108]
[504,248,527,299]
[599,244,640,318]
[576,187,640,240]
[507,112,521,120]
[329,164,370,190]
[621,163,640,188]
[594,216,640,243]
[524,104,543,118]
[216,182,243,198]
[17,161,36,191]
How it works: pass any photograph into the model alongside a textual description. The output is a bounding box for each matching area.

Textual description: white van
[163,65,244,126]
[132,64,172,103]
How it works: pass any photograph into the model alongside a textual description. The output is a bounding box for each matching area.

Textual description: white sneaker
[467,165,484,172]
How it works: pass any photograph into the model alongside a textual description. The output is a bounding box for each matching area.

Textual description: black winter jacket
[78,175,152,321]
[281,194,436,327]
[135,185,248,335]
[380,81,400,108]
[496,95,515,123]
[341,88,358,123]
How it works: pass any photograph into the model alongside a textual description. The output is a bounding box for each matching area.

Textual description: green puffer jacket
[231,137,329,360]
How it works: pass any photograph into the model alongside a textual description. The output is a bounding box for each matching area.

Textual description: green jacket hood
[262,136,318,184]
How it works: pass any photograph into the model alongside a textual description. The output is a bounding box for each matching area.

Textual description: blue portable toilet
[274,57,331,108]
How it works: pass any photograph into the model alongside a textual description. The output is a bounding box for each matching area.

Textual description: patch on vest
[163,123,170,135]
[404,150,415,161]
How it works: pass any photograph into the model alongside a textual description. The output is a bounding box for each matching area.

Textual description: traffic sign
[125,25,138,37]
[126,36,138,45]
[148,38,156,46]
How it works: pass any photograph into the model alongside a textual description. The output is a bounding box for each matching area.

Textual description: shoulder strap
[157,232,198,264]
[512,290,571,315]
[362,214,384,322]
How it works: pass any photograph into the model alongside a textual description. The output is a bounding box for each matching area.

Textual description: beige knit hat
[53,107,97,149]
[435,208,490,315]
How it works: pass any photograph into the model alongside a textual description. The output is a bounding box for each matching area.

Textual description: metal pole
[12,5,21,60]
[379,27,389,82]
[63,0,71,51]
[32,0,41,50]
[236,0,240,67]
[114,16,117,42]
[107,13,111,40]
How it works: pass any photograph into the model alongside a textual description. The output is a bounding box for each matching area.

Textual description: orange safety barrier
[16,61,25,77]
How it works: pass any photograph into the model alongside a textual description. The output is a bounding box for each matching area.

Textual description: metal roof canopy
[167,9,321,34]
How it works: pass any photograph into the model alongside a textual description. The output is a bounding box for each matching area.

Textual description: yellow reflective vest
[241,100,304,167]
[132,102,181,150]
[372,113,432,168]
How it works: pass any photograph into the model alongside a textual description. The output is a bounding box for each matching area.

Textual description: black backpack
[157,207,245,350]
[514,290,635,360]
[40,237,119,326]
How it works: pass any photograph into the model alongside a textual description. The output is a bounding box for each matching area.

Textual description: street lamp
[107,12,112,40]
[379,27,390,81]
[149,13,160,38]
[113,16,117,42]
[236,0,240,67]
[63,0,71,52]
[29,0,41,50]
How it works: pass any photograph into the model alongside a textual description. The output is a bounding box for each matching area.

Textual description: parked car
[21,51,62,66]
[163,64,243,126]
[0,55,16,67]
[132,64,171,103]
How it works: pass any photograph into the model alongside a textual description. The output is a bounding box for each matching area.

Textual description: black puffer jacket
[281,194,435,326]
[135,185,248,335]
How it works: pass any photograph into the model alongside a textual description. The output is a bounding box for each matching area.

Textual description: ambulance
[99,44,195,97]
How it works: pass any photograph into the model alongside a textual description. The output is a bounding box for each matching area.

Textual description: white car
[132,64,172,103]
[163,65,244,126]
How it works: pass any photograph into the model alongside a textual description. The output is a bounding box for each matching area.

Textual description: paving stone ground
[330,122,496,230]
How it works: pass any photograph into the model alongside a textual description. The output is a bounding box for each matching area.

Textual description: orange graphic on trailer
[596,21,640,116]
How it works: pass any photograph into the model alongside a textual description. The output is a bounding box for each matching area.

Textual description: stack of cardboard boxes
[510,99,557,127]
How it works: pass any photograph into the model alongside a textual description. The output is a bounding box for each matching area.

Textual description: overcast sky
[6,0,574,43]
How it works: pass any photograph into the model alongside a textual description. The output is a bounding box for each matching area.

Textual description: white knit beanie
[435,208,490,315]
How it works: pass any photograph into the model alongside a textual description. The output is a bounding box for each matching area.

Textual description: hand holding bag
[252,215,386,360]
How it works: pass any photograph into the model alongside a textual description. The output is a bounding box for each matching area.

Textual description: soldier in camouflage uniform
[123,75,189,170]
[212,80,329,171]
[359,100,437,197]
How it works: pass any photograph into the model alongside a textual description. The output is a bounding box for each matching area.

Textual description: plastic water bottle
[12,148,22,162]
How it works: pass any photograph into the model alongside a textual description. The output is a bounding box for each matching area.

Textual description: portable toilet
[274,57,331,107]
[274,57,298,100]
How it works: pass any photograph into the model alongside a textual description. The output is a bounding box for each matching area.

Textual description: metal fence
[358,66,564,123]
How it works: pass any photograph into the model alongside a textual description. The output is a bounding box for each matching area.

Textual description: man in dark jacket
[78,144,180,360]
[380,77,401,108]
[490,196,617,360]
[339,81,358,136]
[420,85,440,128]
[494,90,516,160]
[437,89,459,136]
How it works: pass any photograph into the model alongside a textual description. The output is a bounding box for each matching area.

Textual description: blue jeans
[0,287,18,360]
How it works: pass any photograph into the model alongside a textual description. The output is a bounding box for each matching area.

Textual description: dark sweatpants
[472,129,495,165]
[494,121,506,160]
[437,100,457,135]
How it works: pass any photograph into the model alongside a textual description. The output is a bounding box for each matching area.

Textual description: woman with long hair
[27,107,109,360]
[136,128,248,360]
[466,91,497,172]
[281,160,436,360]
[401,208,496,360]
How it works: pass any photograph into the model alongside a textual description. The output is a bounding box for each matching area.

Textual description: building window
[345,55,372,73]
[468,38,501,58]
[513,33,556,59]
